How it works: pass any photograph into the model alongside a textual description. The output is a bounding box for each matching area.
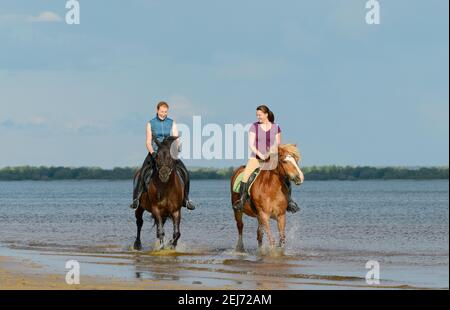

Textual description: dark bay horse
[133,136,184,251]
[230,144,304,252]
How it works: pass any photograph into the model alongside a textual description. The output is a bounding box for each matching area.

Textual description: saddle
[141,165,153,189]
[142,162,187,190]
[232,167,261,194]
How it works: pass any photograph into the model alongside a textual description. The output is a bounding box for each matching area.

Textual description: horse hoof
[167,240,176,250]
[287,203,300,214]
[235,246,245,253]
[257,246,267,256]
[133,241,142,251]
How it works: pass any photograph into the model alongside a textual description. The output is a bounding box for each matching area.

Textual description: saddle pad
[233,169,260,194]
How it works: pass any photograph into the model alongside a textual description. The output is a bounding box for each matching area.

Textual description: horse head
[153,136,179,183]
[277,144,304,185]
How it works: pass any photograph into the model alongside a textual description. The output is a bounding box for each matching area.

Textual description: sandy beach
[0,255,210,290]
[1,245,444,290]
[0,247,305,290]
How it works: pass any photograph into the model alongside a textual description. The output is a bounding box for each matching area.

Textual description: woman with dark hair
[233,105,300,213]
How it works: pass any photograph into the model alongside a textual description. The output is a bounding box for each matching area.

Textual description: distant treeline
[0,165,447,181]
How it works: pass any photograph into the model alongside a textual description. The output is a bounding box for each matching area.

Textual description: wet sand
[1,245,443,290]
[0,254,213,290]
[0,248,284,290]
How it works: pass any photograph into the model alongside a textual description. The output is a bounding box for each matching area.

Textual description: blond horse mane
[278,144,301,162]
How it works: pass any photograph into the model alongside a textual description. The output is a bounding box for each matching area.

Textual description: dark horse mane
[153,136,179,160]
[156,135,179,148]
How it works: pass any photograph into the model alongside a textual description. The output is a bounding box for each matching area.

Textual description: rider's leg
[284,178,300,213]
[233,158,260,211]
[242,158,260,183]
[175,159,196,210]
[130,171,141,209]
[130,153,154,209]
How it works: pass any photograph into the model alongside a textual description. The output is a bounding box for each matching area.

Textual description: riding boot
[284,178,300,213]
[130,172,144,209]
[175,159,196,210]
[182,175,196,211]
[233,181,249,211]
[183,189,196,210]
[130,153,154,210]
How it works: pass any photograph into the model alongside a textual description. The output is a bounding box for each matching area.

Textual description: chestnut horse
[230,144,304,252]
[133,136,184,251]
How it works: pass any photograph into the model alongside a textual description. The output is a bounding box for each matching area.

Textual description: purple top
[249,122,281,159]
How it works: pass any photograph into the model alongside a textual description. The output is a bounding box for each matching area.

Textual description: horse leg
[155,215,165,250]
[277,214,286,248]
[257,219,264,248]
[133,207,144,250]
[260,213,275,248]
[234,210,245,252]
[169,211,181,249]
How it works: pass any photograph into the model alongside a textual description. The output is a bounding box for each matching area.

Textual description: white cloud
[0,11,62,24]
[27,11,62,23]
[0,117,48,131]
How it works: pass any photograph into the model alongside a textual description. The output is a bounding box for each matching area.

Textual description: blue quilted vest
[150,115,173,152]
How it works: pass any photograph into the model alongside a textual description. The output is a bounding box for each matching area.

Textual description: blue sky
[0,0,448,168]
